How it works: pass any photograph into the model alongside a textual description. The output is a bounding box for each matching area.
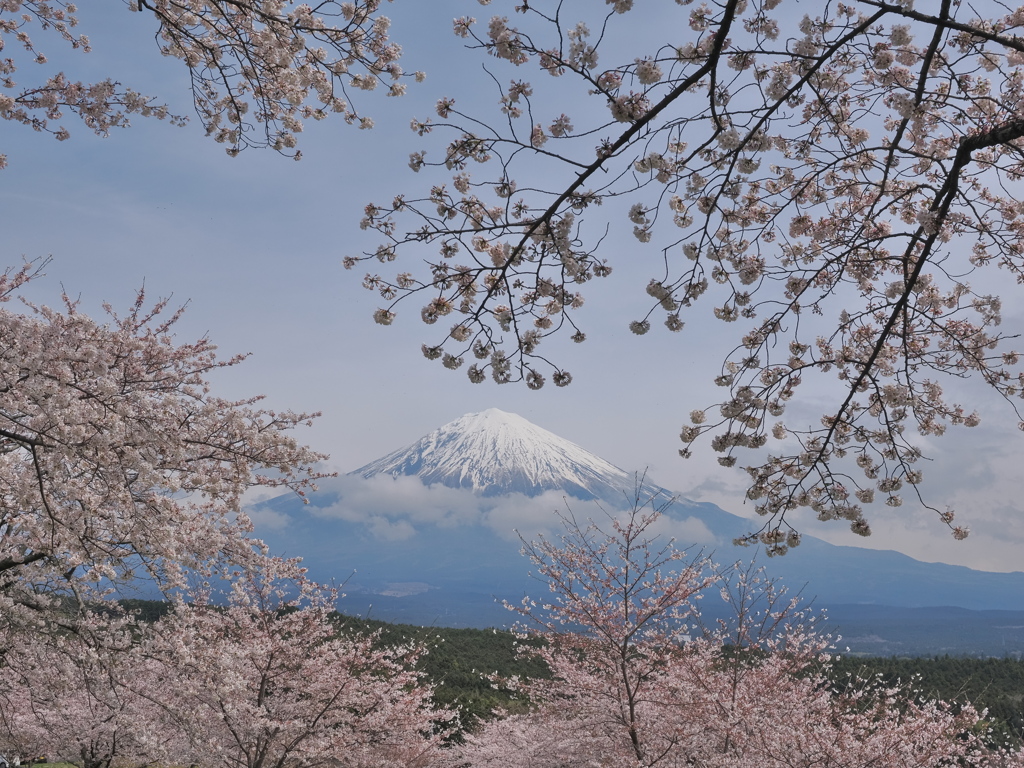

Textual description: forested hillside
[829,656,1024,748]
[345,614,1024,744]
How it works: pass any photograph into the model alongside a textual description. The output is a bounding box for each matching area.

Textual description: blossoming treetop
[0,263,326,633]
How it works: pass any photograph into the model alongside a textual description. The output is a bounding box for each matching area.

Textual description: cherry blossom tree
[0,562,452,768]
[0,0,412,167]
[149,561,454,768]
[0,261,326,634]
[352,0,1024,548]
[450,499,1017,768]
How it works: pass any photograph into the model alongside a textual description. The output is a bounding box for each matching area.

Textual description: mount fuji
[251,409,1024,655]
[352,408,666,503]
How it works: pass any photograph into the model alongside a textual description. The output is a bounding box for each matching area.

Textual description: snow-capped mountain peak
[351,408,663,502]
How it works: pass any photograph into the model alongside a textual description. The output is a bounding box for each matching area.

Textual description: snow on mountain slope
[351,408,666,503]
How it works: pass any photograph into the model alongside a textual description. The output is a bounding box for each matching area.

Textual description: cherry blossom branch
[354,0,1024,548]
[0,0,412,166]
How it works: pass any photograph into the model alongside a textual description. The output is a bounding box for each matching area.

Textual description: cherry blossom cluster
[349,0,1024,546]
[0,0,411,164]
[0,611,176,768]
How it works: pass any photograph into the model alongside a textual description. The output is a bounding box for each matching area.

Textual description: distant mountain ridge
[352,408,666,504]
[252,409,1024,654]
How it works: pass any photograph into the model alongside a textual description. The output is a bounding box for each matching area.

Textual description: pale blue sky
[4,1,1023,573]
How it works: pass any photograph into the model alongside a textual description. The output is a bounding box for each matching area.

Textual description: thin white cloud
[246,505,292,532]
[284,475,700,546]
[309,475,499,528]
[364,516,417,541]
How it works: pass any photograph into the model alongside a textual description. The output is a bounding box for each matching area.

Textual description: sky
[3,1,1024,574]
